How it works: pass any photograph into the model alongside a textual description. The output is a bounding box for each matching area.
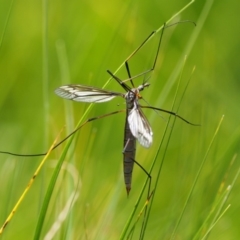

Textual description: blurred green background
[0,0,240,239]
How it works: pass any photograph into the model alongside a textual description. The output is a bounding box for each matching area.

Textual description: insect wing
[128,106,153,148]
[55,85,123,103]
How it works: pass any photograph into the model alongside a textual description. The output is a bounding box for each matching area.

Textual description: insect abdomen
[123,112,136,195]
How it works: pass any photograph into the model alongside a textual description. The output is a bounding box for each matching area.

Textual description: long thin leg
[125,61,134,88]
[109,21,196,88]
[123,137,152,197]
[109,25,165,88]
[132,158,152,198]
[140,105,200,126]
[107,70,131,92]
[110,22,166,91]
[0,133,60,235]
[0,110,125,157]
[123,137,153,239]
[123,21,196,84]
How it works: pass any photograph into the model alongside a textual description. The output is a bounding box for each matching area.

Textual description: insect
[0,21,196,196]
[54,76,196,195]
[0,20,197,237]
[54,22,197,195]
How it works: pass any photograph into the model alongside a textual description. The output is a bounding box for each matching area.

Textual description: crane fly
[0,20,197,236]
[54,21,197,195]
[55,81,152,195]
[54,68,197,195]
[0,21,197,196]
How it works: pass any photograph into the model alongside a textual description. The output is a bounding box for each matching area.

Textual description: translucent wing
[55,84,124,103]
[128,106,153,148]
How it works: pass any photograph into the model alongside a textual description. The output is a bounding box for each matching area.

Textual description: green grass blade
[0,0,15,51]
[140,56,192,239]
[170,115,224,240]
[193,155,240,239]
[34,2,197,238]
[122,55,189,239]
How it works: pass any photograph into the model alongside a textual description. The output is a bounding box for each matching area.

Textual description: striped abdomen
[123,109,136,195]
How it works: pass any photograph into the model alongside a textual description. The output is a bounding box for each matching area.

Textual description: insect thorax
[125,89,139,109]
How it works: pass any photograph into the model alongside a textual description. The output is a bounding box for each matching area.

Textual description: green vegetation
[0,0,239,239]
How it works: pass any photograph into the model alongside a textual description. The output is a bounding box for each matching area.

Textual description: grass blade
[0,131,61,235]
[170,115,224,239]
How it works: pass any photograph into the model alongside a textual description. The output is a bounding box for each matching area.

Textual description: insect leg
[122,21,196,85]
[140,105,200,126]
[118,23,167,89]
[0,110,125,157]
[108,21,196,87]
[123,138,152,197]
